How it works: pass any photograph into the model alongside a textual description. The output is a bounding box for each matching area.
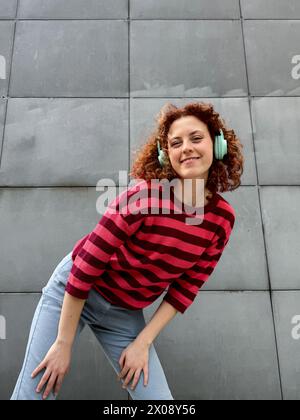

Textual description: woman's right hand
[31,339,72,399]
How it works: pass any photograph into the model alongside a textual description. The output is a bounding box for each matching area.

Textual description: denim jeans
[10,251,174,400]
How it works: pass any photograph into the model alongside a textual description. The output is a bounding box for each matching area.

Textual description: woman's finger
[42,371,57,400]
[54,374,64,397]
[118,364,129,380]
[36,368,51,394]
[143,364,149,387]
[31,360,46,379]
[118,353,125,371]
[122,368,135,389]
[129,368,142,390]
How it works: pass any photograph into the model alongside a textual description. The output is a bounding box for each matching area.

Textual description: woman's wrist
[55,337,73,348]
[135,333,152,348]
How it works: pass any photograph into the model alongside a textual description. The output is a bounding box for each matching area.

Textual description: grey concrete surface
[0,0,299,401]
[0,21,14,96]
[260,187,300,289]
[9,20,129,97]
[241,0,300,19]
[244,20,300,96]
[0,0,17,18]
[17,0,128,19]
[0,98,129,186]
[251,97,300,184]
[272,291,300,400]
[130,0,240,19]
[0,99,6,150]
[130,20,247,97]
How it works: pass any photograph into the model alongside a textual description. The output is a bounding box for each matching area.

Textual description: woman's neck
[174,178,211,208]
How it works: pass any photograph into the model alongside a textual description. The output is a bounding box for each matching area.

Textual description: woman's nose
[182,142,193,152]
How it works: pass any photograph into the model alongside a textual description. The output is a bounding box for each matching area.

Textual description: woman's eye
[171,137,203,147]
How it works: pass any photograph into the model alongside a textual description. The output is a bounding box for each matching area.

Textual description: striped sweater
[65,179,235,314]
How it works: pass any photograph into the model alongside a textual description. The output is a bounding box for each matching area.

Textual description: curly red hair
[129,101,244,197]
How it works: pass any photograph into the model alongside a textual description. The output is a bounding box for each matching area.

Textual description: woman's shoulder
[214,193,236,236]
[216,192,235,218]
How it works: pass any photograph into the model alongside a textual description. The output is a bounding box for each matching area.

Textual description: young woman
[10,101,244,400]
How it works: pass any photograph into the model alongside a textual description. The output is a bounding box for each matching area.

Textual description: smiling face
[166,115,214,187]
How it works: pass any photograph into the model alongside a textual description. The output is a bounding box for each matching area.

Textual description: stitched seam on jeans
[14,298,46,399]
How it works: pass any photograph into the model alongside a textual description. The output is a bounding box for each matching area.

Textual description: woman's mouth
[181,157,200,164]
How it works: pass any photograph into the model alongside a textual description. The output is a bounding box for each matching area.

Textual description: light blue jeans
[10,252,174,400]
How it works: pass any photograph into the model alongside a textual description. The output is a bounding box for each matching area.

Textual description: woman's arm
[135,300,178,346]
[56,292,87,346]
[31,292,86,399]
[117,300,177,390]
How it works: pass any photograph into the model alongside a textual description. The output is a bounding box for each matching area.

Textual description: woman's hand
[31,340,72,399]
[117,338,150,391]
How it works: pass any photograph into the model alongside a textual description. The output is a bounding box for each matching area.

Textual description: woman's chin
[179,170,205,179]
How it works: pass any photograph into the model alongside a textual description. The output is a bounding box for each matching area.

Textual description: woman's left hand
[117,338,150,391]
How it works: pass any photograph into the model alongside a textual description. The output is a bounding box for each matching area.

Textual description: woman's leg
[82,289,174,400]
[10,252,85,400]
[11,250,174,400]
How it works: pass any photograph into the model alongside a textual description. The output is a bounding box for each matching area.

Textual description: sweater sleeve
[65,182,147,299]
[163,218,235,314]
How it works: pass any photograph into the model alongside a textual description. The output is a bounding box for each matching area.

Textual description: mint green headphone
[157,130,228,167]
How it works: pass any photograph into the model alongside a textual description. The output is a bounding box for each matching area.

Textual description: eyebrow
[169,130,204,141]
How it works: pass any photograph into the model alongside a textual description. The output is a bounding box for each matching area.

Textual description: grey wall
[0,0,300,400]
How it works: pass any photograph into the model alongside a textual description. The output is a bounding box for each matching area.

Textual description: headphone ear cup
[160,150,167,167]
[214,130,228,160]
[157,141,167,167]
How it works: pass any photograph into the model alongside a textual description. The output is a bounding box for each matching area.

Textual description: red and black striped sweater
[65,179,235,314]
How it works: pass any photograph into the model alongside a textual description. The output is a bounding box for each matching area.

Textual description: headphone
[156,130,228,167]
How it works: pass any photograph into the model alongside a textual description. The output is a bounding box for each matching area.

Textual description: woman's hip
[42,251,73,300]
